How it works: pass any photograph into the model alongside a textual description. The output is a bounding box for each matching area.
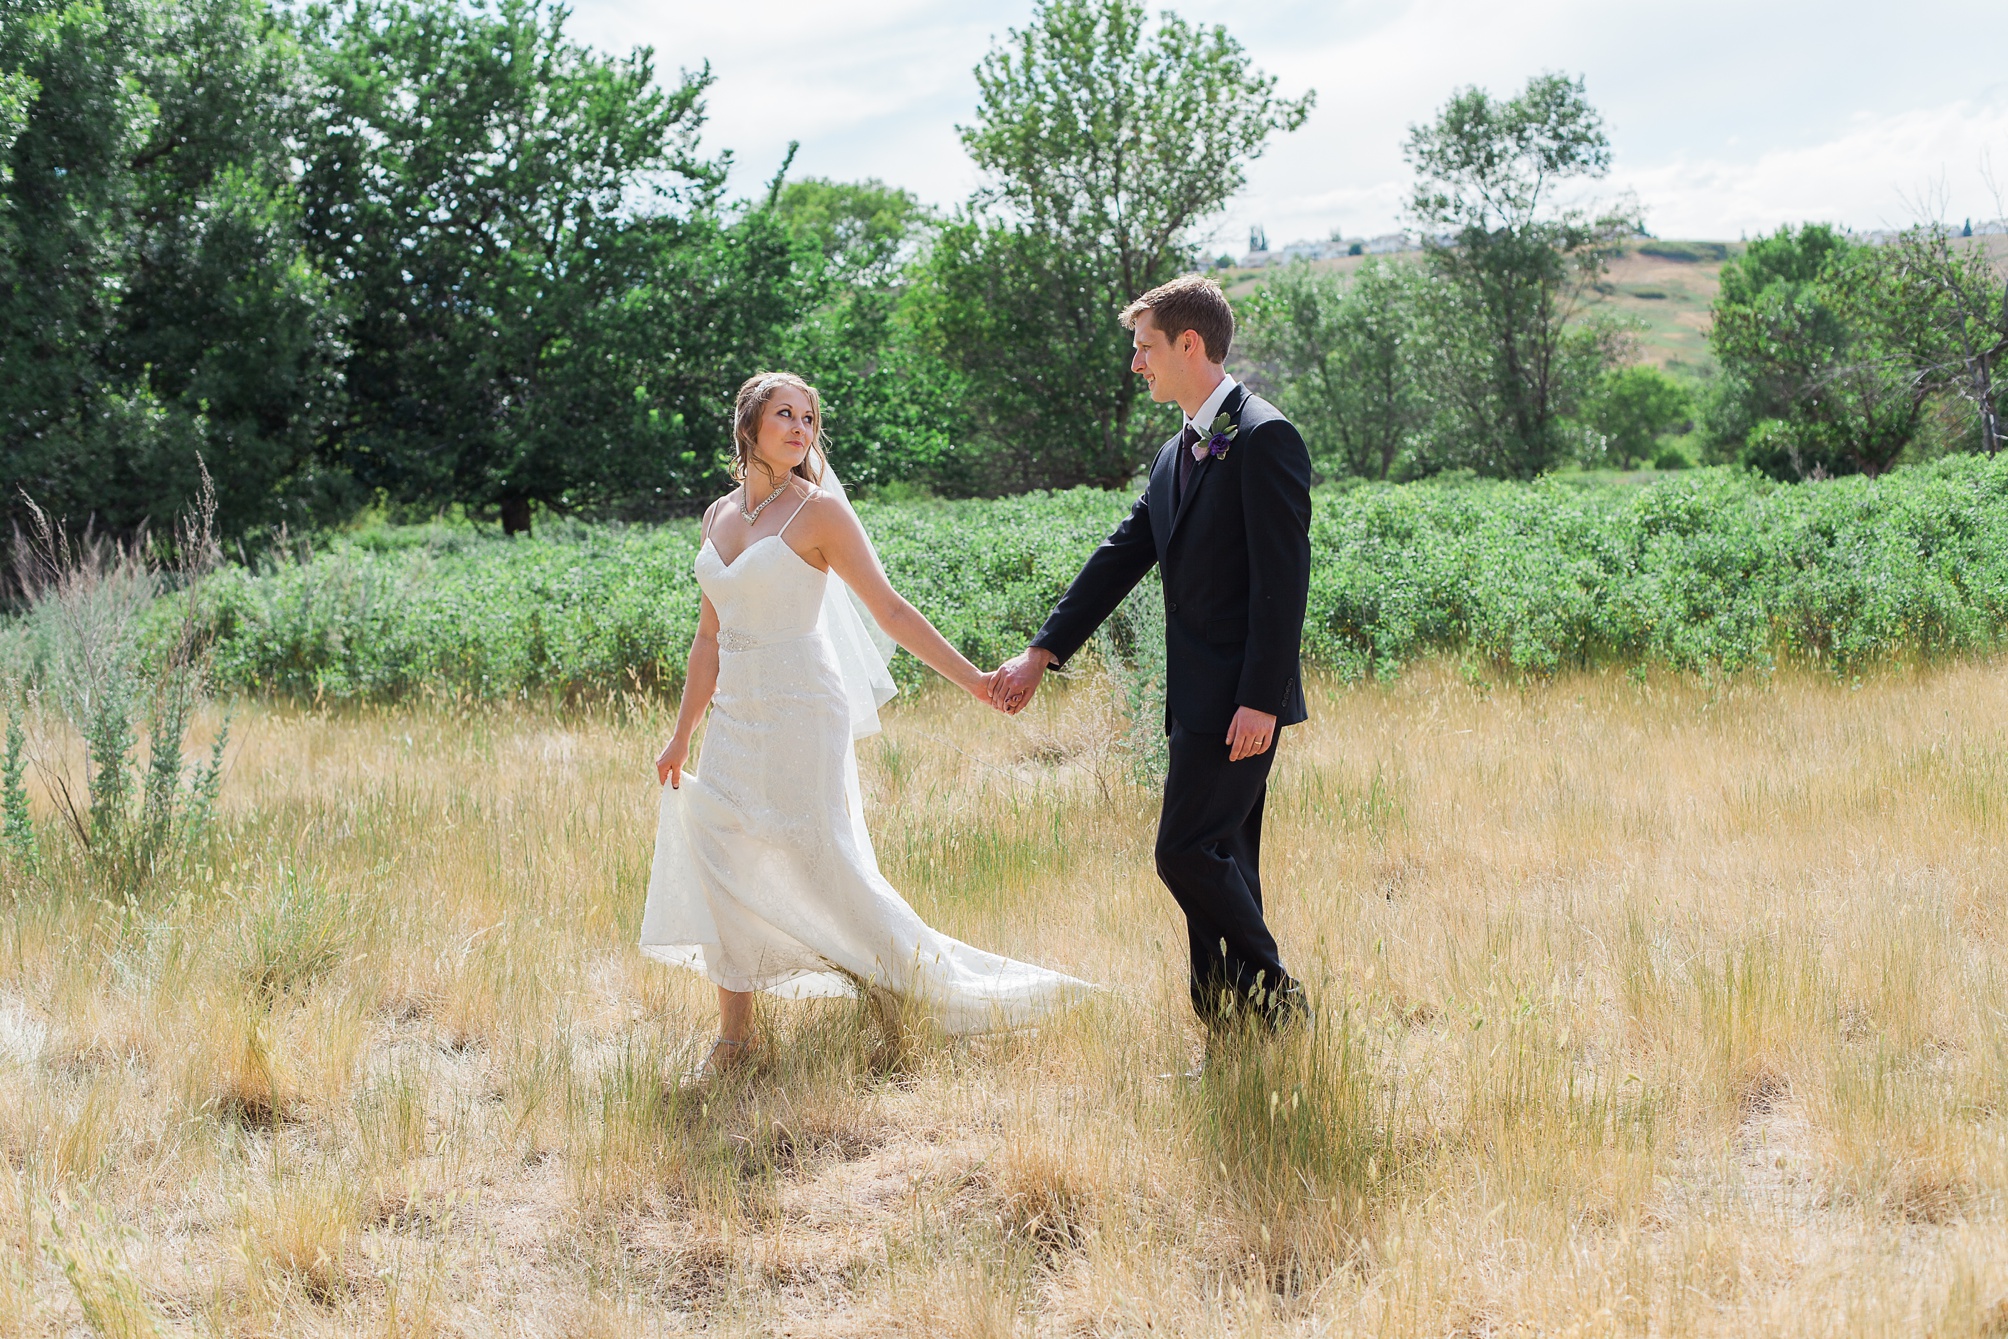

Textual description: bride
[642,371,1088,1078]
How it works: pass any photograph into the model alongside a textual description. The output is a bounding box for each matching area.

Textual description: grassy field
[5,658,2008,1334]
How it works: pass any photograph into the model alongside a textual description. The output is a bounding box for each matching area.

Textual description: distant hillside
[1223,232,2008,384]
[1587,242,1735,377]
[1220,243,1742,379]
[1221,239,1739,380]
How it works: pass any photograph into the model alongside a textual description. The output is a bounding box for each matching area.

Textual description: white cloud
[565,0,1034,201]
[1223,97,2008,249]
[568,0,2008,244]
[1615,100,2008,240]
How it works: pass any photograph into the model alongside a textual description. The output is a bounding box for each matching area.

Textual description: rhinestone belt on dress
[717,628,813,653]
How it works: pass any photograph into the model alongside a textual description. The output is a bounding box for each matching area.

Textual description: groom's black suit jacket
[1032,384,1312,735]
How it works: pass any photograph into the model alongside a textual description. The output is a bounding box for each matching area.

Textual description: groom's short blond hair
[1119,274,1234,364]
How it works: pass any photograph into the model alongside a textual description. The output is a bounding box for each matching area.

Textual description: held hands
[968,650,1276,756]
[988,648,1055,715]
[656,734,690,789]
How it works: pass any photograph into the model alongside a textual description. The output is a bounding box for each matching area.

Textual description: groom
[992,273,1313,1031]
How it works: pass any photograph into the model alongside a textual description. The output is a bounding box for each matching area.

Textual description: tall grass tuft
[236,870,352,1000]
[10,468,228,894]
[567,1032,694,1219]
[47,1200,166,1338]
[177,987,298,1126]
[1195,1006,1401,1279]
[234,1163,363,1305]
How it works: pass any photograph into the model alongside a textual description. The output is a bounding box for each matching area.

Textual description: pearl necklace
[738,480,788,525]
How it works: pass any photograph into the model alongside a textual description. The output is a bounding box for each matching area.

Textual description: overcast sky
[567,0,2008,249]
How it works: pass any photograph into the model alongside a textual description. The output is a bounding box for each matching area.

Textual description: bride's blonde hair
[732,371,828,487]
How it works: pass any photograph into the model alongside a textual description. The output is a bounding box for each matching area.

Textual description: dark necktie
[1175,424,1200,507]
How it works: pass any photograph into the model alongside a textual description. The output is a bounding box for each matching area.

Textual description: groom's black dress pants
[1155,720,1302,1028]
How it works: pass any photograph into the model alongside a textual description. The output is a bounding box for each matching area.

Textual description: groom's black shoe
[1168,1030,1229,1083]
[1194,973,1307,1035]
[1262,979,1310,1031]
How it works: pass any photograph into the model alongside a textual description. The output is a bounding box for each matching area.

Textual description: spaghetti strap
[776,490,816,538]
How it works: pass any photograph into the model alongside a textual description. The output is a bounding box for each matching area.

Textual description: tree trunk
[500,496,533,537]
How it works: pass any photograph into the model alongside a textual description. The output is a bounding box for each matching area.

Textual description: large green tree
[924,0,1311,491]
[1237,257,1429,480]
[300,0,801,532]
[0,0,343,542]
[1708,224,1927,479]
[773,176,968,493]
[1405,72,1630,477]
[1862,221,2008,456]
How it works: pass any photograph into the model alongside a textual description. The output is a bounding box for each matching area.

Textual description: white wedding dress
[639,492,1089,1035]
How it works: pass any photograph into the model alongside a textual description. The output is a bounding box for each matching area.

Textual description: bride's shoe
[687,1034,760,1086]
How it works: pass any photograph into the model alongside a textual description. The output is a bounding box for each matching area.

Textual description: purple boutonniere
[1202,410,1238,460]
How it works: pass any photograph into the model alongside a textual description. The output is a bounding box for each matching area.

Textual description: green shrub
[1305,456,2008,678]
[195,522,710,703]
[171,455,2008,704]
[1578,365,1693,469]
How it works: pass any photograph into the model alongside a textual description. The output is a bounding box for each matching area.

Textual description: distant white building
[1860,219,2007,245]
[1272,238,1348,263]
[1238,227,1416,267]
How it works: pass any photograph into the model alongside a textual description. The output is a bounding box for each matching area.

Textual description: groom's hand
[1225,706,1278,762]
[991,647,1056,715]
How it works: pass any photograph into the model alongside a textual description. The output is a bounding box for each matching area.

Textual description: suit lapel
[1169,384,1246,541]
[1149,438,1179,561]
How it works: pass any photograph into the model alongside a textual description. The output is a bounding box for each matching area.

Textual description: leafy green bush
[187,489,1126,703]
[196,522,711,703]
[1305,456,2008,678]
[179,455,2008,705]
[1577,365,1693,469]
[1652,441,1695,471]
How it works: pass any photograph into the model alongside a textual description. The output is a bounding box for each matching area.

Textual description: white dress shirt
[1184,374,1239,454]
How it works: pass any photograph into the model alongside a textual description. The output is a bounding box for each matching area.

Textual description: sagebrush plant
[10,470,230,888]
[1093,571,1170,783]
[2,697,32,871]
[183,455,2008,707]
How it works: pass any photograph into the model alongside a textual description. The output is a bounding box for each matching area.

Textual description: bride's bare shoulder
[792,483,863,537]
[700,492,736,535]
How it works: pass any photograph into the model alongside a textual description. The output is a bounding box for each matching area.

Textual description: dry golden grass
[4,659,2008,1335]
